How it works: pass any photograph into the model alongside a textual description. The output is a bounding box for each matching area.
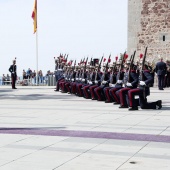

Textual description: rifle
[65,54,69,61]
[74,60,76,70]
[140,47,147,81]
[118,51,126,80]
[128,50,136,82]
[84,57,88,72]
[98,55,104,70]
[90,57,93,66]
[94,55,104,82]
[140,47,148,99]
[102,54,111,83]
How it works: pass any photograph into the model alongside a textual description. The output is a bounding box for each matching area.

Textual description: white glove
[82,79,85,82]
[71,78,74,81]
[117,80,122,84]
[102,81,107,84]
[89,81,92,85]
[79,78,82,81]
[65,78,68,80]
[127,82,132,87]
[95,80,98,84]
[140,81,146,86]
[109,83,115,87]
[76,78,78,80]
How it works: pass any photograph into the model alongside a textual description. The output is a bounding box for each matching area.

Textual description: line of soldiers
[54,50,162,111]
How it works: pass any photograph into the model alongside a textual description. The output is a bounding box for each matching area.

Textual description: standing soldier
[9,59,17,89]
[155,56,167,90]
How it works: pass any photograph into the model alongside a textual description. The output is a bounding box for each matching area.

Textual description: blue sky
[0,0,127,76]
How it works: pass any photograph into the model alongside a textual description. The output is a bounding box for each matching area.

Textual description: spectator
[26,68,32,79]
[38,70,43,84]
[23,70,27,79]
[2,74,6,85]
[32,70,36,84]
[6,74,11,85]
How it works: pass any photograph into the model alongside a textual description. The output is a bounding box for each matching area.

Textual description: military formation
[54,48,169,111]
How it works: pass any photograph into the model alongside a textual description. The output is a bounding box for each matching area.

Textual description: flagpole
[36,29,38,85]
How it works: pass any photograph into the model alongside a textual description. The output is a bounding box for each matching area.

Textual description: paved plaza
[0,86,170,170]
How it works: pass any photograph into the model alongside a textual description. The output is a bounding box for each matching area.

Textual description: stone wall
[128,0,170,62]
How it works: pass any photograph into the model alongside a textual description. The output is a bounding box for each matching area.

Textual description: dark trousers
[56,78,64,91]
[82,85,91,98]
[109,87,122,103]
[158,75,165,90]
[11,74,16,89]
[104,87,112,102]
[118,87,131,107]
[94,85,105,101]
[89,85,98,99]
[164,72,170,87]
[128,88,157,109]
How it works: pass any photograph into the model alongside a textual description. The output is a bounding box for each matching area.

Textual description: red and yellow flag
[31,0,37,33]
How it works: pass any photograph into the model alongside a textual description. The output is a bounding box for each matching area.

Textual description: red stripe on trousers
[128,88,140,107]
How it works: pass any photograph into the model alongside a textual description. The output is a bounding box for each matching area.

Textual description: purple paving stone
[0,128,170,143]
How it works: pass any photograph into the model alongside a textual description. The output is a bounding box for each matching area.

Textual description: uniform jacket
[9,65,17,76]
[155,61,167,75]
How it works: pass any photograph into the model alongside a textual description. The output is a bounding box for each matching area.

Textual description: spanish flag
[32,0,37,34]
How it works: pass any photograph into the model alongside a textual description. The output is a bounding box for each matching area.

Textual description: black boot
[128,107,138,111]
[157,100,162,109]
[119,105,128,108]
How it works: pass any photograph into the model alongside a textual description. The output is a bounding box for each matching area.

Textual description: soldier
[94,63,110,101]
[118,63,138,108]
[89,64,102,100]
[54,56,65,91]
[76,61,88,97]
[82,65,95,99]
[155,56,167,90]
[128,63,162,110]
[103,63,116,103]
[165,59,170,88]
[109,60,124,104]
[9,59,17,89]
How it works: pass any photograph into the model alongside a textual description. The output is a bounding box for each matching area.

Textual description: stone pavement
[0,86,170,170]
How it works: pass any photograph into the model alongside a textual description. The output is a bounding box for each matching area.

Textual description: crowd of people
[21,68,55,85]
[1,68,55,86]
[54,52,170,111]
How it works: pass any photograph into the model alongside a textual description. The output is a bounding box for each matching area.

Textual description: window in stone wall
[159,33,169,42]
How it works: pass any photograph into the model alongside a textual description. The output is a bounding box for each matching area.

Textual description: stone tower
[128,0,170,61]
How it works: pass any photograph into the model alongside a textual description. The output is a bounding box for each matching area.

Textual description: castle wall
[128,0,170,62]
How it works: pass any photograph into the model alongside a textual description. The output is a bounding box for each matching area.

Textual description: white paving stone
[0,86,169,170]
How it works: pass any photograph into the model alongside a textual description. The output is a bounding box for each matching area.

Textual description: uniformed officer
[155,56,167,90]
[9,60,17,89]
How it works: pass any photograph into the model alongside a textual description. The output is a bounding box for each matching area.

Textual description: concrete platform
[0,86,170,170]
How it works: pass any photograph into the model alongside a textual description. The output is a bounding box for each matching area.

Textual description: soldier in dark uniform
[89,64,102,100]
[128,64,162,110]
[164,59,170,88]
[118,64,138,108]
[109,60,124,104]
[94,63,110,101]
[103,63,117,103]
[82,66,95,99]
[54,58,65,91]
[9,60,17,89]
[155,57,167,90]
